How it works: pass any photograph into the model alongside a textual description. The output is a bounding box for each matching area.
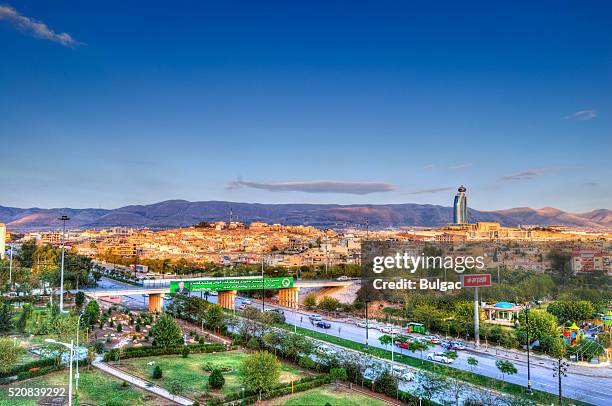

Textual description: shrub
[182,346,190,358]
[208,368,225,390]
[152,365,162,379]
[94,341,105,354]
[116,324,123,332]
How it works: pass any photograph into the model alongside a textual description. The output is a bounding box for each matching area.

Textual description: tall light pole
[45,338,74,404]
[525,303,532,394]
[261,254,265,312]
[58,215,70,313]
[553,358,568,405]
[8,242,13,290]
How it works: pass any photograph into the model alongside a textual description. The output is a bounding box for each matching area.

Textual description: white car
[388,328,401,335]
[242,299,252,305]
[379,326,391,333]
[427,352,453,364]
[309,314,323,322]
[336,275,349,281]
[356,321,368,328]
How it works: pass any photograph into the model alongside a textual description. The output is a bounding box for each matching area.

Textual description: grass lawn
[0,369,165,406]
[271,385,388,406]
[115,350,312,402]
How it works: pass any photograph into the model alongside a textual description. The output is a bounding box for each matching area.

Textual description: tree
[168,380,184,395]
[83,300,100,327]
[0,302,14,332]
[152,365,162,379]
[449,378,468,406]
[467,356,478,372]
[374,370,398,397]
[329,367,347,388]
[75,292,86,309]
[495,359,517,382]
[409,340,430,364]
[539,336,567,359]
[208,368,225,390]
[240,351,280,396]
[279,334,313,362]
[204,304,226,332]
[151,314,183,348]
[182,346,190,358]
[303,293,317,309]
[318,296,341,312]
[516,310,558,345]
[16,303,33,333]
[378,334,392,347]
[0,337,25,373]
[547,301,595,323]
[443,350,458,362]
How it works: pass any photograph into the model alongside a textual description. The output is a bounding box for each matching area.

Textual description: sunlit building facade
[453,185,468,225]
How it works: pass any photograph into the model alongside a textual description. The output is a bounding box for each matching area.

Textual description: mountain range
[1,200,610,231]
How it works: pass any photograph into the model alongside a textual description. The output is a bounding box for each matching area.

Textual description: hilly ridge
[0,200,610,231]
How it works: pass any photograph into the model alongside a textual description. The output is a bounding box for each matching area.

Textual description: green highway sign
[169,277,294,293]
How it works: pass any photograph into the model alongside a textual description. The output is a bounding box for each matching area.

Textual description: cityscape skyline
[1,1,611,212]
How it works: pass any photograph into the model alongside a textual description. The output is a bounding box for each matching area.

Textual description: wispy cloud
[448,163,473,170]
[408,187,454,195]
[500,168,549,181]
[0,4,80,47]
[422,164,436,170]
[226,179,396,194]
[567,110,597,121]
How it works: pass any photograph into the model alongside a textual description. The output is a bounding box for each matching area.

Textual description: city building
[0,223,5,260]
[571,249,612,275]
[453,185,468,225]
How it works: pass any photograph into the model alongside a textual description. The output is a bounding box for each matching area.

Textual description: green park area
[273,385,388,406]
[0,369,164,406]
[114,350,313,401]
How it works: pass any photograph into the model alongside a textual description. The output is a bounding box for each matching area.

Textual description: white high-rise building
[0,223,6,260]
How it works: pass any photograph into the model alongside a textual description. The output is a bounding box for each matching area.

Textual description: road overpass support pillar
[218,290,237,309]
[148,293,164,313]
[279,288,299,309]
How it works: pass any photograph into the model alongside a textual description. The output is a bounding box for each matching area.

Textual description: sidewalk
[92,357,194,405]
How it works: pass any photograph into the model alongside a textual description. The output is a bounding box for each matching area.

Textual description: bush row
[103,343,227,362]
[0,357,60,379]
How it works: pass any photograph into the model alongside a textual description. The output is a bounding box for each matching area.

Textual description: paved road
[94,278,611,405]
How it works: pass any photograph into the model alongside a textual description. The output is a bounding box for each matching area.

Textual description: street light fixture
[553,358,569,405]
[58,215,70,313]
[44,338,75,405]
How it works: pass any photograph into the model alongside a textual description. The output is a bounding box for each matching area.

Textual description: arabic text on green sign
[169,277,294,293]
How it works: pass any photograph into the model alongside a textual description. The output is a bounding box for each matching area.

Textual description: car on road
[427,352,454,364]
[336,275,349,281]
[356,321,368,328]
[395,342,410,349]
[315,320,332,329]
[309,314,322,321]
[388,328,401,335]
[423,335,441,344]
[450,341,466,350]
[241,299,252,305]
[441,340,466,350]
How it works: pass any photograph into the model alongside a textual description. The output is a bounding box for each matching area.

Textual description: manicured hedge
[0,357,60,379]
[103,343,227,362]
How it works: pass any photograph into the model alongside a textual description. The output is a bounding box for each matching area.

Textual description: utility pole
[365,299,370,348]
[58,215,70,313]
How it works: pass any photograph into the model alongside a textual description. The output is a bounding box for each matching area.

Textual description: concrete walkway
[92,357,194,405]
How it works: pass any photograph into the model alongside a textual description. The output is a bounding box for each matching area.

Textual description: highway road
[94,277,611,405]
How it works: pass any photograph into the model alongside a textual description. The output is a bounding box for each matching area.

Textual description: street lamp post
[8,242,13,290]
[365,300,370,348]
[45,338,75,405]
[553,358,568,405]
[58,215,70,313]
[525,303,532,394]
[261,255,265,312]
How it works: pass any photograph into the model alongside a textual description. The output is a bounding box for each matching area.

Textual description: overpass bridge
[83,277,356,312]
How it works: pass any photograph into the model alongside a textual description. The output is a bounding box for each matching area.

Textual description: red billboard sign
[461,274,492,287]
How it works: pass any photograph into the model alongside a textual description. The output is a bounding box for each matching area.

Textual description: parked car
[336,275,349,281]
[427,352,454,364]
[309,314,322,321]
[356,321,368,328]
[395,342,410,349]
[451,341,466,350]
[315,320,332,329]
[424,335,441,344]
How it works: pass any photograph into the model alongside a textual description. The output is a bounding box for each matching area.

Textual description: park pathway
[91,357,194,405]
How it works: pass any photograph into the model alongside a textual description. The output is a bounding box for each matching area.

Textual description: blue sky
[1,1,610,212]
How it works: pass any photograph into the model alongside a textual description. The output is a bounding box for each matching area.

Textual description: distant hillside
[0,200,610,230]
